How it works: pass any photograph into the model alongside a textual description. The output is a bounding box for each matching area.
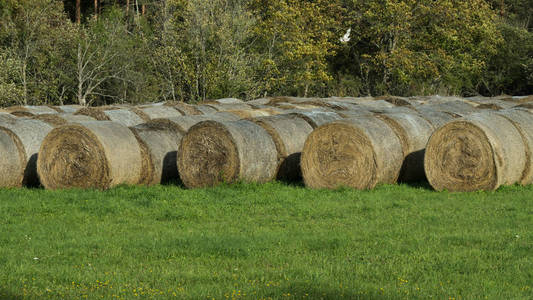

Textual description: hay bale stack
[289,111,343,128]
[32,113,96,126]
[164,102,203,115]
[75,107,149,127]
[129,122,183,185]
[195,105,218,114]
[0,128,26,187]
[203,102,252,112]
[212,98,243,104]
[55,105,84,114]
[337,110,375,118]
[301,116,403,189]
[7,105,59,117]
[151,113,241,135]
[178,120,278,188]
[375,113,434,182]
[496,109,533,185]
[0,112,17,122]
[226,109,279,119]
[425,112,527,191]
[37,121,142,189]
[0,119,54,186]
[422,100,478,116]
[138,106,184,119]
[415,109,457,128]
[251,114,314,181]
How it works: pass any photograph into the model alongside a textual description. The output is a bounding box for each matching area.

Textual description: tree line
[0,0,531,106]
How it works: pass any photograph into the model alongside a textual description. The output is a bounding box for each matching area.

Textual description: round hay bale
[0,112,17,122]
[75,107,148,127]
[375,96,413,107]
[178,120,278,188]
[7,105,59,117]
[375,113,434,182]
[415,109,457,128]
[164,102,203,115]
[289,111,343,128]
[0,119,54,186]
[301,116,403,189]
[496,109,533,185]
[251,114,314,182]
[513,102,533,113]
[0,128,26,187]
[337,110,374,118]
[212,98,243,104]
[195,105,218,114]
[32,113,96,126]
[54,105,84,114]
[139,106,184,119]
[226,109,278,119]
[425,112,527,191]
[37,121,142,189]
[150,113,241,135]
[203,102,253,111]
[422,101,478,116]
[130,122,183,185]
[246,98,271,106]
[355,100,396,110]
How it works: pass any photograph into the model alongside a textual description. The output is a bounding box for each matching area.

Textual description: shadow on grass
[262,281,388,300]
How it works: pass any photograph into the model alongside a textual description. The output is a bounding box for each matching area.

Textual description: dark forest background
[0,0,531,106]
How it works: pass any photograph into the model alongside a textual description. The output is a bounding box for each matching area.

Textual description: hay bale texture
[7,105,59,117]
[0,119,54,186]
[75,107,149,127]
[0,128,26,187]
[301,116,403,189]
[32,113,96,126]
[37,121,142,189]
[375,113,434,182]
[129,122,183,185]
[289,111,342,128]
[425,112,527,191]
[139,106,184,119]
[496,109,533,185]
[150,114,240,135]
[251,114,314,181]
[178,120,278,188]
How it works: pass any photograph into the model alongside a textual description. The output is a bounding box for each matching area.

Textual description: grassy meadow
[0,182,531,299]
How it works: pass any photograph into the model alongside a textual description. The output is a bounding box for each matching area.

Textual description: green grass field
[0,182,531,299]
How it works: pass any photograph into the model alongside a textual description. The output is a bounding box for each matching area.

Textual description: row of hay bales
[0,94,532,191]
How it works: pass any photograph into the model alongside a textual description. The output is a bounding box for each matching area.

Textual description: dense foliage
[0,0,531,106]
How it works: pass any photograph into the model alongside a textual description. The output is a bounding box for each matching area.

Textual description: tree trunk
[142,4,146,16]
[76,0,81,24]
[126,0,130,16]
[94,0,98,19]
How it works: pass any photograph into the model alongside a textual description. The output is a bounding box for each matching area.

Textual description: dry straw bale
[337,109,375,118]
[149,113,240,135]
[301,116,403,189]
[496,109,533,185]
[289,111,343,128]
[195,105,219,114]
[251,114,314,182]
[164,101,203,115]
[55,105,84,113]
[130,121,183,185]
[415,108,457,128]
[0,128,26,187]
[178,119,278,188]
[212,98,243,104]
[421,100,478,116]
[226,109,279,119]
[38,121,142,189]
[32,113,96,126]
[7,105,59,117]
[75,107,148,127]
[202,102,252,111]
[139,105,184,119]
[0,119,54,186]
[375,112,434,182]
[424,112,527,191]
